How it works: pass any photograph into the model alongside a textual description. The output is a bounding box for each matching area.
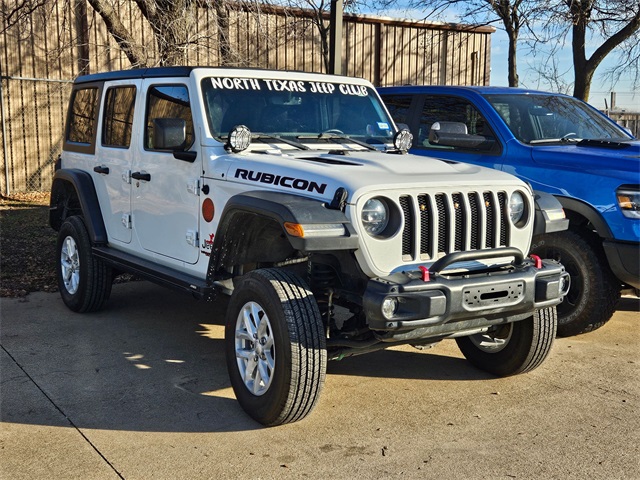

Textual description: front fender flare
[207,190,358,279]
[532,190,569,236]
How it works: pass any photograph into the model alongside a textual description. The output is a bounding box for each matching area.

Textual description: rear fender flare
[50,169,107,244]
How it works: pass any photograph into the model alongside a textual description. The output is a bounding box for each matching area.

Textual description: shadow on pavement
[2,281,507,433]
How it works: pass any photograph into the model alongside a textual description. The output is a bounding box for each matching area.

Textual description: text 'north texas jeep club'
[50,67,570,426]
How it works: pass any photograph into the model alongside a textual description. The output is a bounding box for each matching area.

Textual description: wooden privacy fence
[608,112,640,138]
[0,2,493,194]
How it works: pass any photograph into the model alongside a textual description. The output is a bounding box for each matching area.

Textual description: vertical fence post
[439,30,449,85]
[0,75,9,196]
[329,0,343,75]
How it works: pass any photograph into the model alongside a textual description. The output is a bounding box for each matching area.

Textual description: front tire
[531,230,620,336]
[456,307,557,376]
[225,268,327,426]
[56,216,112,312]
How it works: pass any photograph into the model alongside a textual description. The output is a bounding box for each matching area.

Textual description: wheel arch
[207,190,358,281]
[555,196,613,239]
[50,169,107,244]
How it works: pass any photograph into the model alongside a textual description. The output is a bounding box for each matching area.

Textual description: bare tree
[531,0,640,100]
[263,0,363,73]
[85,0,149,66]
[85,0,235,67]
[0,0,48,34]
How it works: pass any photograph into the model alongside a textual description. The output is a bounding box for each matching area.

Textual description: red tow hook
[529,254,542,269]
[418,265,430,282]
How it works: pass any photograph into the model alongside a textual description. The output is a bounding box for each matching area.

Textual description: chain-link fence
[1,76,72,195]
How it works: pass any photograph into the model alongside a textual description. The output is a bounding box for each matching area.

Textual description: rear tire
[456,307,557,376]
[225,268,327,426]
[56,216,112,312]
[531,230,620,336]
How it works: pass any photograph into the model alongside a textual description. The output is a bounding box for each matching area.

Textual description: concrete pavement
[1,281,638,479]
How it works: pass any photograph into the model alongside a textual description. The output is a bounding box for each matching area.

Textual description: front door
[131,81,201,264]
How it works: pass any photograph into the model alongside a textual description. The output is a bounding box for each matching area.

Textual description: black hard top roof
[74,66,196,84]
[73,66,357,85]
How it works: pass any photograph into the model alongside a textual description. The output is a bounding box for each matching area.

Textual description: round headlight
[509,191,525,225]
[362,198,389,236]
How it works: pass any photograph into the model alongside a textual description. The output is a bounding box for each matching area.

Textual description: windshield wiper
[577,139,632,149]
[252,133,309,150]
[528,137,582,145]
[297,133,378,151]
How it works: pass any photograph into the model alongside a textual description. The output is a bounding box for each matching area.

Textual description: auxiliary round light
[226,125,252,153]
[382,297,398,319]
[393,129,413,152]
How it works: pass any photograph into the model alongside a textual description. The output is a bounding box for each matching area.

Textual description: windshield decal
[210,77,369,97]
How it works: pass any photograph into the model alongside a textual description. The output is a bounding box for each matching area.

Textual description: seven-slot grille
[399,191,509,261]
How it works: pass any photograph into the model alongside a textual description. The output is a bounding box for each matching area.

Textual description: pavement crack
[1,344,125,479]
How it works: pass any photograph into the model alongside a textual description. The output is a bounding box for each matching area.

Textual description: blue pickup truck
[378,86,639,336]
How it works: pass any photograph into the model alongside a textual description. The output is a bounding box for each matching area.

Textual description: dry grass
[1,192,57,297]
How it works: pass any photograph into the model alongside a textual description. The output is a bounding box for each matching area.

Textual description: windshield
[201,77,394,149]
[484,93,632,144]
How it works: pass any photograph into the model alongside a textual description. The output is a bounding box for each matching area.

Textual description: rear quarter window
[64,84,102,154]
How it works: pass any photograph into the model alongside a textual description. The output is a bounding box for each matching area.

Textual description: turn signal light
[284,222,305,237]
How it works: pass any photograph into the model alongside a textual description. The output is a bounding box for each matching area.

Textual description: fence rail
[608,112,640,138]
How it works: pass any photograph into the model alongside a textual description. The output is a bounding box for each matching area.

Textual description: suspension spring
[309,262,338,332]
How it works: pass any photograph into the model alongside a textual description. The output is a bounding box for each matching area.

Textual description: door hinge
[187,179,200,196]
[186,230,199,247]
[121,213,132,229]
[122,170,132,184]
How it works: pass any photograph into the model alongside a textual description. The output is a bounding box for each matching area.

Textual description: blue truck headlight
[616,187,640,219]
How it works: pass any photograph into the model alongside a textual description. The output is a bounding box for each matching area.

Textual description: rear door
[92,81,140,244]
[131,80,201,264]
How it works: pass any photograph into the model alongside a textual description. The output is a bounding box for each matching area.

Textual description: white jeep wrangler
[50,67,570,426]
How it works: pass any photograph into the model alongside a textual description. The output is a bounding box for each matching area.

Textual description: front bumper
[363,256,569,333]
[603,239,640,289]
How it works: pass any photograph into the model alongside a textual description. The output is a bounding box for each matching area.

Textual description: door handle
[93,165,110,175]
[131,171,151,181]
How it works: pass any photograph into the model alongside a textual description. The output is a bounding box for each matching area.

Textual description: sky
[364,4,639,111]
[490,29,638,111]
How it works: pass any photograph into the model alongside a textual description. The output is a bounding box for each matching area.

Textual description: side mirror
[152,118,186,150]
[429,121,496,150]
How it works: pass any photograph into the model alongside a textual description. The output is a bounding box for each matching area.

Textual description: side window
[67,87,99,145]
[418,95,499,153]
[145,85,194,151]
[103,86,136,148]
[381,95,412,126]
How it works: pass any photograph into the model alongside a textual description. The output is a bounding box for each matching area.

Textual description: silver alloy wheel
[234,301,275,396]
[60,235,80,295]
[468,323,513,353]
